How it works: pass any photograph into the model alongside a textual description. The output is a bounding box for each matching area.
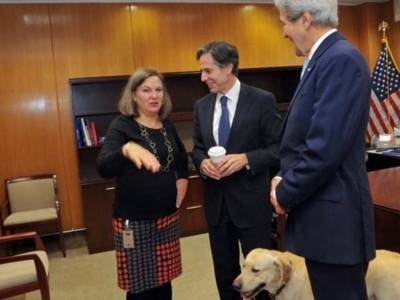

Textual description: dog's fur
[232,249,400,300]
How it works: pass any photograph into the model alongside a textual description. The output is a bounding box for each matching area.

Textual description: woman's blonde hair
[118,67,172,119]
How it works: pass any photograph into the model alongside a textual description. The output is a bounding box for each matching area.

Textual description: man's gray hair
[274,0,338,27]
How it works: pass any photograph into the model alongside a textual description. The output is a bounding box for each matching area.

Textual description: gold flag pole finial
[379,21,389,38]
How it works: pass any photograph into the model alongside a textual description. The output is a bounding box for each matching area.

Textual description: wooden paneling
[130,3,203,72]
[387,5,400,63]
[0,5,68,225]
[338,6,360,48]
[369,1,400,82]
[201,4,271,67]
[1,2,398,232]
[355,3,387,69]
[49,4,135,78]
[49,4,135,228]
[262,5,304,67]
[201,4,303,68]
[353,2,398,70]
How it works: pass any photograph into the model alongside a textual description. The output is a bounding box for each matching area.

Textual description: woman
[96,67,189,300]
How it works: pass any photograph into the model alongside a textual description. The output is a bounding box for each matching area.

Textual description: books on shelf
[74,118,84,148]
[90,121,98,145]
[75,117,99,147]
[80,118,91,147]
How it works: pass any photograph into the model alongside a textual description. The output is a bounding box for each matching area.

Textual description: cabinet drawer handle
[189,175,200,179]
[186,205,202,210]
[105,187,115,191]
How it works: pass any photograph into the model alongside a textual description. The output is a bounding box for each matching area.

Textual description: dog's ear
[274,254,292,285]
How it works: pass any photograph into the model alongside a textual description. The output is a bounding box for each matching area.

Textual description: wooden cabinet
[71,77,122,253]
[179,171,208,237]
[367,153,400,251]
[368,167,400,252]
[81,180,115,254]
[71,66,301,125]
[373,206,400,251]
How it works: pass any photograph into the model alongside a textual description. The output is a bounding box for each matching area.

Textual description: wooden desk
[368,167,400,251]
[367,150,400,171]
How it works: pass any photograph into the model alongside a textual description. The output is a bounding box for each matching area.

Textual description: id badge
[123,219,135,249]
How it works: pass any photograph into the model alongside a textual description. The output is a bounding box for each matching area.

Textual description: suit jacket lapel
[280,31,345,140]
[204,94,218,145]
[227,84,252,148]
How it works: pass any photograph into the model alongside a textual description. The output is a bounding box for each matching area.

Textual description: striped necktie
[218,96,230,147]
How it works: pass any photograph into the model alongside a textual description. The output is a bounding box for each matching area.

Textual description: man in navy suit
[271,1,376,299]
[192,40,282,300]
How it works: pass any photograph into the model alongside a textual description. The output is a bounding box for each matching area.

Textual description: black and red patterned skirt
[112,211,182,294]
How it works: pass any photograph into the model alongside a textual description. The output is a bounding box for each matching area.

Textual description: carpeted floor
[7,231,220,300]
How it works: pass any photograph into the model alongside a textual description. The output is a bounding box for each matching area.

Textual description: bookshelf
[71,77,127,253]
[70,66,301,173]
[71,76,126,183]
[70,66,301,253]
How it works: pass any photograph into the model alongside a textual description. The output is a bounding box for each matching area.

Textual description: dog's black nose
[232,281,242,291]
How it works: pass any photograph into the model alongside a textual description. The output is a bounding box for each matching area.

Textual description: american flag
[366,37,400,142]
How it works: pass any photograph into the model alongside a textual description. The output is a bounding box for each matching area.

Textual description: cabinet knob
[105,186,115,191]
[186,205,202,210]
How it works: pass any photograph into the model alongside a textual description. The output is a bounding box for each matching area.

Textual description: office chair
[0,231,50,300]
[0,174,66,257]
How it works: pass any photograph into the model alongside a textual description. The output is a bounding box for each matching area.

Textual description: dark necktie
[218,96,230,147]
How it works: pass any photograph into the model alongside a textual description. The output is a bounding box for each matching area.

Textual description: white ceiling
[0,0,391,5]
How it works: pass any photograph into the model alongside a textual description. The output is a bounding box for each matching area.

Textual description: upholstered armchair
[0,174,66,257]
[0,231,50,299]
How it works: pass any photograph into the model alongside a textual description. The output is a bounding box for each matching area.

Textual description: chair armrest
[0,253,41,264]
[0,252,49,288]
[0,232,45,251]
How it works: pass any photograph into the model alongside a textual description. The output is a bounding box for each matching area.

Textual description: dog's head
[232,248,292,299]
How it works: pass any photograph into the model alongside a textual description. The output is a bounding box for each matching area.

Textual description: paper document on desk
[382,149,400,157]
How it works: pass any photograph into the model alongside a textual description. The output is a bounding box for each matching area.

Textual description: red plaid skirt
[112,211,182,294]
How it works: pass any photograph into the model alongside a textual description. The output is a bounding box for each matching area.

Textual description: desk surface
[367,149,400,159]
[368,166,400,211]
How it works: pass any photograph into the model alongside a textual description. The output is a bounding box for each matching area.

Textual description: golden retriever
[232,249,400,300]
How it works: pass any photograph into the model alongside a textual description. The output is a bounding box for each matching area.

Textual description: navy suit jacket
[276,31,376,264]
[192,83,282,228]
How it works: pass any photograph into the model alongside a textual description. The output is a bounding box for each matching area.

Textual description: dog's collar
[268,284,286,300]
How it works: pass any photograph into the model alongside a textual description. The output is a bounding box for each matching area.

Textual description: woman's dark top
[96,115,189,220]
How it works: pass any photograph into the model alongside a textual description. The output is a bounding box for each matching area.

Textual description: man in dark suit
[192,40,282,300]
[271,1,376,299]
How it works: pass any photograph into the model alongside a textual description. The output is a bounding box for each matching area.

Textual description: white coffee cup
[208,146,226,164]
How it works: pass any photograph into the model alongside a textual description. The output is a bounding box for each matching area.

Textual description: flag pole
[379,21,392,134]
